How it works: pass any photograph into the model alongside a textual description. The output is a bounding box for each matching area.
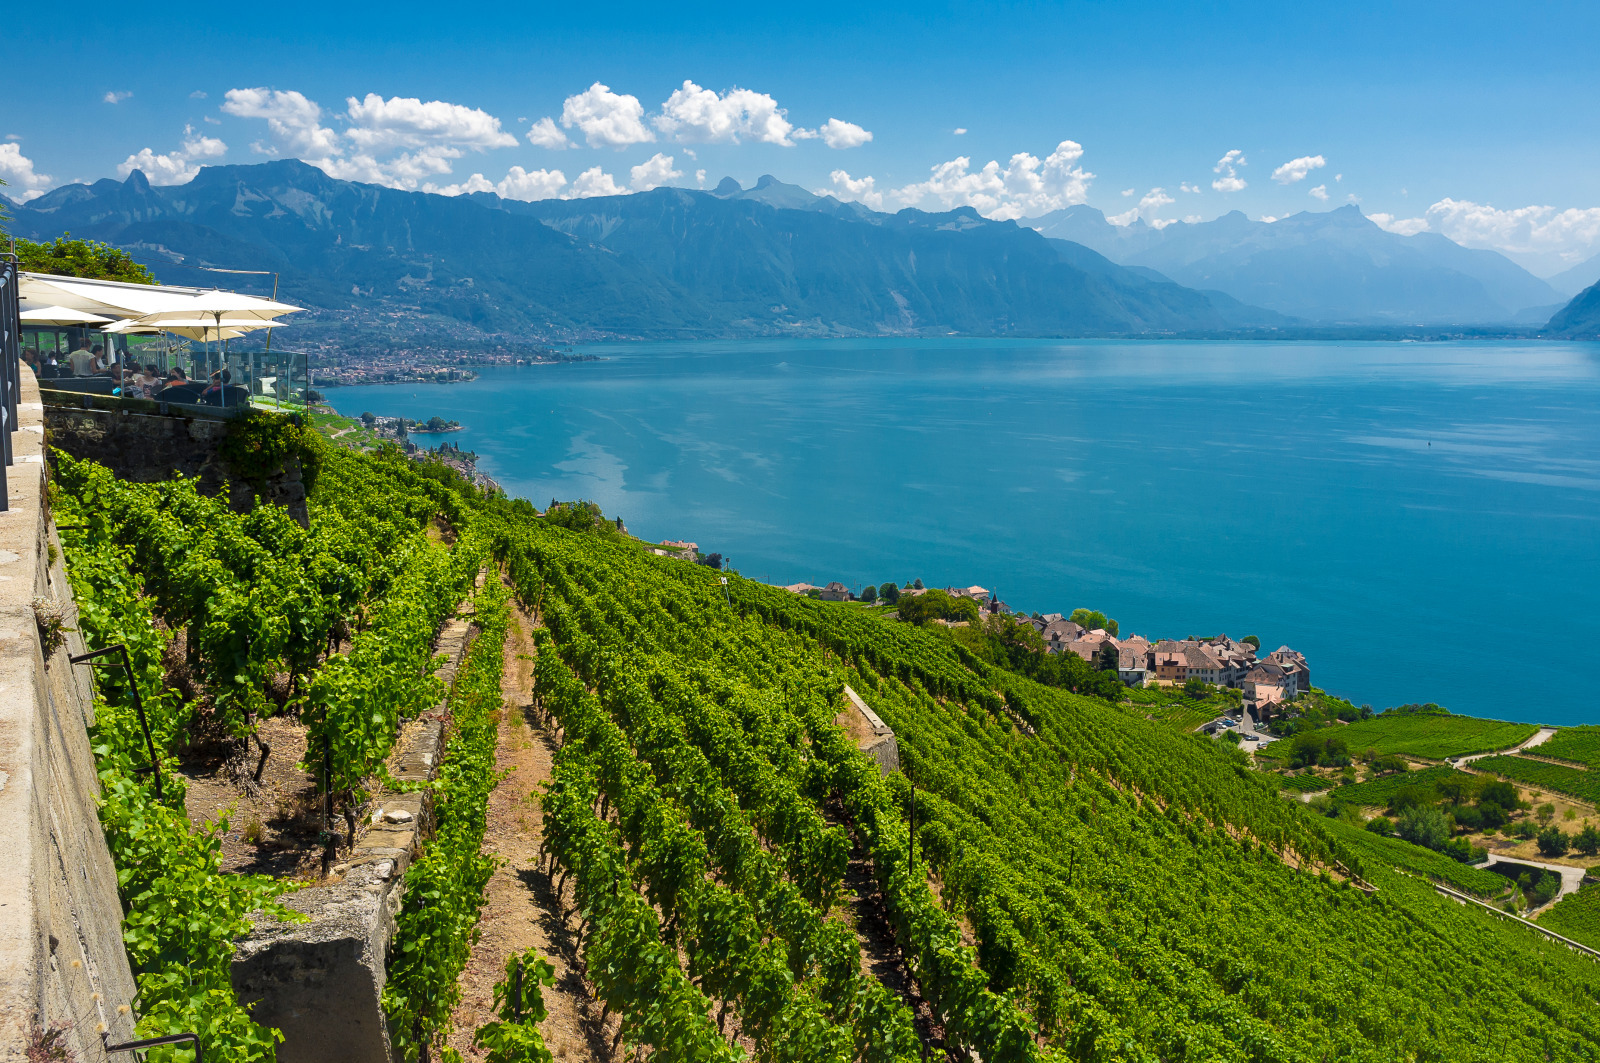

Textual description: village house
[1117,635,1151,685]
[1040,618,1084,654]
[1067,628,1117,663]
[1243,660,1294,713]
[783,582,819,595]
[1198,634,1258,687]
[1267,646,1311,694]
[819,581,851,602]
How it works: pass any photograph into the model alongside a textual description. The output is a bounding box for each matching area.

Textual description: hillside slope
[6,161,1270,340]
[1029,203,1560,324]
[1545,279,1600,338]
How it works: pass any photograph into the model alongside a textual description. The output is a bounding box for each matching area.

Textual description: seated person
[200,369,243,405]
[66,342,98,377]
[136,364,162,397]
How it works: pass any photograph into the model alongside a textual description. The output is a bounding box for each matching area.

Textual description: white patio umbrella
[129,318,290,341]
[19,305,113,326]
[130,289,302,329]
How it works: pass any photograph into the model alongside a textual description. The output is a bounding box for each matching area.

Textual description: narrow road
[1475,854,1587,913]
[1453,726,1558,767]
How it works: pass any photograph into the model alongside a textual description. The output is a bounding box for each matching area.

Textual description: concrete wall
[0,368,139,1061]
[42,394,308,524]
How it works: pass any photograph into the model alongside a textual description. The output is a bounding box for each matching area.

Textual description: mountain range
[1028,204,1564,325]
[2,160,1591,339]
[2,162,1274,341]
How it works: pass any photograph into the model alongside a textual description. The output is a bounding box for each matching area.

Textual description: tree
[1537,802,1556,825]
[1366,815,1393,835]
[897,589,980,626]
[1069,608,1118,637]
[14,233,158,283]
[1183,677,1209,698]
[360,411,378,426]
[1574,825,1600,856]
[1537,826,1570,858]
[696,553,724,569]
[425,415,449,432]
[1241,635,1260,649]
[1397,807,1451,852]
[879,583,900,604]
[1097,643,1121,673]
[861,584,878,603]
[912,578,924,590]
[1369,754,1409,777]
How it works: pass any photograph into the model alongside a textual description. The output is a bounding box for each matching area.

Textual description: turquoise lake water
[330,338,1600,726]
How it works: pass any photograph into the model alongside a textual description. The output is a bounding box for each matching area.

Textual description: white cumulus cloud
[0,143,52,201]
[1179,182,1201,194]
[222,87,342,162]
[1368,213,1429,236]
[103,90,132,104]
[1308,184,1329,201]
[497,167,571,201]
[953,127,967,135]
[526,117,570,149]
[562,83,654,148]
[654,81,797,146]
[1272,154,1326,185]
[848,140,1093,220]
[1423,198,1600,265]
[1212,149,1246,192]
[826,170,884,210]
[819,118,872,149]
[343,94,517,153]
[1108,187,1176,228]
[117,128,227,186]
[630,152,681,191]
[567,166,626,198]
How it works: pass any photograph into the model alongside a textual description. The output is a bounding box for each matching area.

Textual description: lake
[329,338,1600,726]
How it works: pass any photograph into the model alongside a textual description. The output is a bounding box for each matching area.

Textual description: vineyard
[51,433,1600,1063]
[1323,714,1540,759]
[1538,726,1600,767]
[1540,884,1600,950]
[1476,754,1600,804]
[1329,765,1476,808]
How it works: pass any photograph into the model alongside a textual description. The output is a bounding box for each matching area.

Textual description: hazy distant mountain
[1543,280,1600,338]
[4,161,1273,339]
[1027,204,1561,324]
[1547,253,1600,298]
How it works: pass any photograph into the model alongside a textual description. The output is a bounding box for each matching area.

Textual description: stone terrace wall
[0,368,139,1062]
[230,613,479,1063]
[43,393,308,524]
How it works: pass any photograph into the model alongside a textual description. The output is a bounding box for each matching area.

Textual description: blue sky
[5,0,1598,273]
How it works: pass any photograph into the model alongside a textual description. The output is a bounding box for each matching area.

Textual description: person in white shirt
[66,342,98,377]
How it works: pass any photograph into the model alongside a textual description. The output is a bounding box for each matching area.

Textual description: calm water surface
[331,339,1600,725]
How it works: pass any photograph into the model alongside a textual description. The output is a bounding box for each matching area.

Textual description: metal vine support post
[70,644,163,802]
[321,725,335,877]
[0,250,21,510]
[103,1032,203,1061]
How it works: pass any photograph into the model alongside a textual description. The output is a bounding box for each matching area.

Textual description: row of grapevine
[383,577,509,1062]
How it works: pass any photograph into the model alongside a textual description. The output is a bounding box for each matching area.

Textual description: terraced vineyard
[1328,714,1539,759]
[1330,765,1477,808]
[1477,755,1600,804]
[1540,884,1600,950]
[52,434,1600,1063]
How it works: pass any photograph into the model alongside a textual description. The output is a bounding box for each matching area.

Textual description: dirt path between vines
[445,589,623,1062]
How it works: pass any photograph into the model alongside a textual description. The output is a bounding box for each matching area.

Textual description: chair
[154,383,206,404]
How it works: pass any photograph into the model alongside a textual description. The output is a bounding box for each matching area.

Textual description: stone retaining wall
[42,394,308,524]
[0,368,139,1062]
[230,614,478,1063]
[837,684,900,776]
